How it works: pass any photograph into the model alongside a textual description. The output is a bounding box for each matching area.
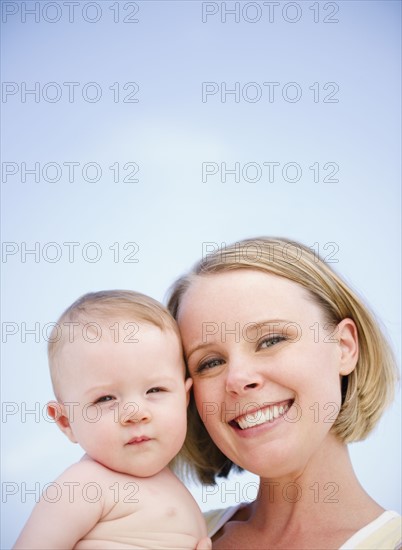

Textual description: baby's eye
[94,395,115,404]
[197,358,224,373]
[146,387,165,394]
[259,336,286,349]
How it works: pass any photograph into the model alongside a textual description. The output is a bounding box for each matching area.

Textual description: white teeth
[236,403,291,430]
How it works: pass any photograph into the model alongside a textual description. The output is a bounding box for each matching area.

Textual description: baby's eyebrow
[146,376,181,386]
[83,385,113,397]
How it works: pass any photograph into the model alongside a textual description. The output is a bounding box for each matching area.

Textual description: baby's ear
[47,401,78,444]
[184,378,193,406]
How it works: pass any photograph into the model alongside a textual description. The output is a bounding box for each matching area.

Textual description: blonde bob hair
[167,237,398,484]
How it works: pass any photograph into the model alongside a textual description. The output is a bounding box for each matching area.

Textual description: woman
[168,237,401,549]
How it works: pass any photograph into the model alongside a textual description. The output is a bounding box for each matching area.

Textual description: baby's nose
[120,401,151,424]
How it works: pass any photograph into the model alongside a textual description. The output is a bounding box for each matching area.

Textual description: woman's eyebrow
[186,342,212,361]
[246,318,293,330]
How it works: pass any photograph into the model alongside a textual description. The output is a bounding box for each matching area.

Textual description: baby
[13,290,209,550]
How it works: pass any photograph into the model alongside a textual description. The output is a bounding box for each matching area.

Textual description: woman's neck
[249,435,383,543]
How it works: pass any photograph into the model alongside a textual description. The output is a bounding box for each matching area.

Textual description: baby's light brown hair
[48,290,181,401]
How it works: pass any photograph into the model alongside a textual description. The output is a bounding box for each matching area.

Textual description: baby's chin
[85,444,184,478]
[117,464,171,478]
[105,458,174,479]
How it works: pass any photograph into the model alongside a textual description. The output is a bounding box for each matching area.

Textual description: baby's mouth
[126,436,151,445]
[230,399,294,430]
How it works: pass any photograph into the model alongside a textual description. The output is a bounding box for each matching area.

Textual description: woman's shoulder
[339,510,402,550]
[204,507,401,549]
[204,503,248,538]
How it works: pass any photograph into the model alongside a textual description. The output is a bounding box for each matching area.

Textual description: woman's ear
[336,318,359,376]
[184,377,193,406]
[47,401,78,443]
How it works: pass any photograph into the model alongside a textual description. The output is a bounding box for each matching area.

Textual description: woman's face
[177,270,358,479]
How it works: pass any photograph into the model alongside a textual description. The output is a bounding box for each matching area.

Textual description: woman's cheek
[194,381,216,423]
[193,382,204,409]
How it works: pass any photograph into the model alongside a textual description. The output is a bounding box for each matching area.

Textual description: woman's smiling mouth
[230,399,294,430]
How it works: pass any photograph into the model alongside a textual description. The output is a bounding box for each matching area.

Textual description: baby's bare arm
[14,463,209,550]
[195,537,212,549]
[13,461,106,550]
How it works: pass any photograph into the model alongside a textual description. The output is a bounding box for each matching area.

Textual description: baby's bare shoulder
[52,456,128,504]
[56,455,112,481]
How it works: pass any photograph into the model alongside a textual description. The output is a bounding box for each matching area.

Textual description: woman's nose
[119,401,151,424]
[225,358,263,395]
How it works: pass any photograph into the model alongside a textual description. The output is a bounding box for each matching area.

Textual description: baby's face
[55,322,191,477]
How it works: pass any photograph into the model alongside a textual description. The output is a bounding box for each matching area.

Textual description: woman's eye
[259,335,286,349]
[94,395,115,404]
[197,358,224,373]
